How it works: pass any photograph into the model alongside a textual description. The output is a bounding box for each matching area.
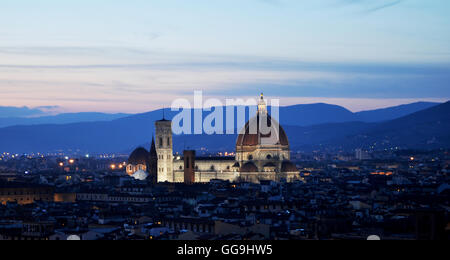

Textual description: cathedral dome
[236,114,289,147]
[240,162,258,173]
[236,94,289,148]
[128,147,150,165]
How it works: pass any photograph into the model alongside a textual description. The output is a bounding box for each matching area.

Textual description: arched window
[266,154,272,160]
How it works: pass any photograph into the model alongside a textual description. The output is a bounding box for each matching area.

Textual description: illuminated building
[127,94,300,184]
[355,149,371,160]
[155,118,173,182]
[126,138,157,183]
[0,182,54,205]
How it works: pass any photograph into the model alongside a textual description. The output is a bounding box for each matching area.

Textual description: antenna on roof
[162,105,165,120]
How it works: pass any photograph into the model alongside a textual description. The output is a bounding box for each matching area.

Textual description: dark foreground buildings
[0,96,448,240]
[0,149,448,240]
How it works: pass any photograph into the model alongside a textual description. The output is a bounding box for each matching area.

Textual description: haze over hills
[0,101,446,154]
[354,102,440,123]
[339,101,450,150]
[279,102,439,126]
[0,112,130,128]
[177,102,450,152]
[0,102,439,128]
[0,106,52,118]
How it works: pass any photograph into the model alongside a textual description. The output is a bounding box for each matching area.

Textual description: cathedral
[126,94,300,184]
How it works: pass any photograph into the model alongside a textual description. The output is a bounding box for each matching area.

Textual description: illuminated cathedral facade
[127,94,300,184]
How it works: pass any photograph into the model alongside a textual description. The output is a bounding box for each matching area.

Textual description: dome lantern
[258,93,268,115]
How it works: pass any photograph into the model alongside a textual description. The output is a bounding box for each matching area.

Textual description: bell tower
[155,114,173,183]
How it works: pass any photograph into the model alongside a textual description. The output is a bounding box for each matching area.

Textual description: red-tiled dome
[236,114,289,147]
[128,147,150,165]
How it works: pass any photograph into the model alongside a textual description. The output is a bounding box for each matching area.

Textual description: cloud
[0,45,449,113]
[1,58,448,102]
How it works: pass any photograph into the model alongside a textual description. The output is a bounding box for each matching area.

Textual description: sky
[0,0,449,113]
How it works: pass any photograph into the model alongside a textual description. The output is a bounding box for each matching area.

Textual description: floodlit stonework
[128,94,300,184]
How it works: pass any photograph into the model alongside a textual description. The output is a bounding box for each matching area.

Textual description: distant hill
[0,101,446,154]
[136,101,450,153]
[278,103,355,126]
[340,101,450,150]
[0,112,130,128]
[0,101,440,129]
[0,118,153,154]
[0,106,48,118]
[178,102,450,152]
[354,102,439,122]
[173,122,375,154]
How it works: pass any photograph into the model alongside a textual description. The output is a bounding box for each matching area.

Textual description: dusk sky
[1,0,449,113]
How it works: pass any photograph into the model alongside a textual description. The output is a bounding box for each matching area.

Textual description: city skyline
[0,1,448,243]
[1,0,449,113]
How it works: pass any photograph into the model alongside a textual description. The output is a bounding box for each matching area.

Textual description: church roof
[236,114,289,147]
[149,138,157,156]
[128,147,149,165]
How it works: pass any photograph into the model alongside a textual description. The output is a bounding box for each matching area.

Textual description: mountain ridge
[0,101,447,154]
[0,112,130,128]
[0,101,440,128]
